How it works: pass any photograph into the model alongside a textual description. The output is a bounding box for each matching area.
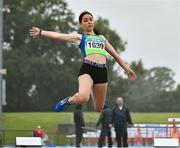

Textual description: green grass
[2,112,180,145]
[131,112,180,124]
[4,112,180,130]
[4,112,74,131]
[3,112,100,145]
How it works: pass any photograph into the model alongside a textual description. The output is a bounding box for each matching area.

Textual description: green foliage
[127,67,176,112]
[4,0,80,111]
[130,60,147,76]
[4,112,180,130]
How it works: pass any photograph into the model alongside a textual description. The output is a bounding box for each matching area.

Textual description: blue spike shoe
[55,96,71,112]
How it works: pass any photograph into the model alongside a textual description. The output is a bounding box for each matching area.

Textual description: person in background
[112,97,133,147]
[33,125,48,145]
[96,104,113,147]
[33,125,45,138]
[74,104,85,147]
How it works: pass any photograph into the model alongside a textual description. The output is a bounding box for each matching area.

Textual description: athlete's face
[80,14,94,32]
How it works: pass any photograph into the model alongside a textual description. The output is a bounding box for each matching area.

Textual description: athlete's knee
[78,93,89,104]
[95,106,103,112]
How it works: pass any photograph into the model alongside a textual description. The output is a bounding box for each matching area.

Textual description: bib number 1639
[87,41,104,49]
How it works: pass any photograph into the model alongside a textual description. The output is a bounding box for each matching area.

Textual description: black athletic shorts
[78,60,108,84]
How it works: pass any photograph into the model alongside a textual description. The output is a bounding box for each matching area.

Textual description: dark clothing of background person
[112,105,133,147]
[74,104,85,147]
[96,105,113,147]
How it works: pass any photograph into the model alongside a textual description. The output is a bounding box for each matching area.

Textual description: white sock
[68,96,72,102]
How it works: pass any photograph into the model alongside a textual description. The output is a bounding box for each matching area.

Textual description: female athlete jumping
[29,11,136,112]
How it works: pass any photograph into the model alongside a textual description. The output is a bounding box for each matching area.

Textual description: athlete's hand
[127,68,136,81]
[29,27,41,38]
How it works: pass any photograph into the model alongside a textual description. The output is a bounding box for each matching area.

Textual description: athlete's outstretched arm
[105,40,136,81]
[29,27,81,43]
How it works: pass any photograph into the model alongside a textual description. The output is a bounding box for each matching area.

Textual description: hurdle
[153,118,180,147]
[154,138,179,147]
[16,137,42,147]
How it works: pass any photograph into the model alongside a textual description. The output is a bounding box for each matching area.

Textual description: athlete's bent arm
[29,27,81,43]
[105,40,136,80]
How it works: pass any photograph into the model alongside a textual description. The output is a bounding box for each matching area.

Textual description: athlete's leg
[55,74,93,112]
[68,74,93,104]
[91,83,108,112]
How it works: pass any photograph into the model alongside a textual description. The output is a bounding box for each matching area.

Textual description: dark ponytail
[93,28,99,35]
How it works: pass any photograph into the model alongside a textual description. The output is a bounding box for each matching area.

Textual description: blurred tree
[4,0,80,111]
[130,60,147,76]
[171,84,180,111]
[127,67,176,112]
[159,84,180,112]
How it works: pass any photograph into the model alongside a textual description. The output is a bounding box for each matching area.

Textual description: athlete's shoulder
[99,35,107,42]
[79,33,87,39]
